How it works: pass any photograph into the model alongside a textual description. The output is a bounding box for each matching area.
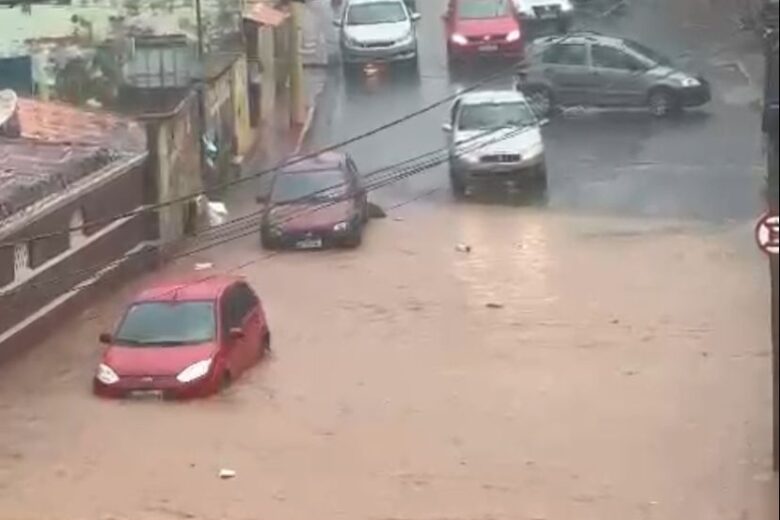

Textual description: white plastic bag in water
[207,201,228,227]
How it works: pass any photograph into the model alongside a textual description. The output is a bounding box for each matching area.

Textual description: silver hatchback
[443,90,549,196]
[516,32,711,117]
[335,0,421,70]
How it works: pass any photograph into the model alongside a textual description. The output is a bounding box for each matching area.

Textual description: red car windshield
[271,171,348,203]
[114,301,216,346]
[458,0,510,19]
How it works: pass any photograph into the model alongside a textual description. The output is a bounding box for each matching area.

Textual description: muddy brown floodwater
[0,204,777,520]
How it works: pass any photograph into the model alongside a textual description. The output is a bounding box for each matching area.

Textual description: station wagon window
[592,45,642,71]
[623,39,673,67]
[542,43,588,66]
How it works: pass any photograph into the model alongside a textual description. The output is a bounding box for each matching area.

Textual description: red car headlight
[96,363,120,385]
[451,33,468,46]
[176,359,213,383]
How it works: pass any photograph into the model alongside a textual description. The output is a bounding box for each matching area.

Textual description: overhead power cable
[1,25,708,250]
[0,124,524,298]
[0,33,575,249]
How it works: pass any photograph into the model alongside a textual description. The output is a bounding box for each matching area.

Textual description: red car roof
[134,275,244,302]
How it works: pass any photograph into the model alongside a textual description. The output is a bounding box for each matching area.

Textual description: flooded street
[0,0,777,518]
[0,207,775,519]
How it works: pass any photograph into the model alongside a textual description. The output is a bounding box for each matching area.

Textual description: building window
[13,242,32,282]
[70,208,87,248]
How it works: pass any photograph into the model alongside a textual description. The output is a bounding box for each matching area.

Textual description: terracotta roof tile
[0,96,146,223]
[15,97,145,151]
[243,3,290,27]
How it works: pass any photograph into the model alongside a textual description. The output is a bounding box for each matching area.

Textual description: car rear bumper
[449,41,524,60]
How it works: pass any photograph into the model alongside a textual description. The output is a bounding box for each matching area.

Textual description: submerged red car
[259,152,369,250]
[93,276,270,400]
[444,0,524,63]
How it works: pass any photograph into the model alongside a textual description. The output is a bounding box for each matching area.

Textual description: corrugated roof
[14,97,145,150]
[0,95,146,223]
[243,2,290,27]
[0,140,120,221]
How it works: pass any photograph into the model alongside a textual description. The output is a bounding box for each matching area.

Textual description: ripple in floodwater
[451,213,554,308]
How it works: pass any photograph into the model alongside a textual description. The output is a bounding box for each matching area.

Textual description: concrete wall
[205,59,238,183]
[0,156,153,350]
[204,54,252,181]
[144,93,204,247]
[231,55,253,157]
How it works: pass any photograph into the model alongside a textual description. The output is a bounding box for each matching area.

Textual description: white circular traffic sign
[756,213,779,256]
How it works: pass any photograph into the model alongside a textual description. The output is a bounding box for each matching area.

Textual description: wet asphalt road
[0,3,776,519]
[310,0,765,223]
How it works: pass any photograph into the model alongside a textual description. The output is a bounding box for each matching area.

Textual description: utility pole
[195,0,205,59]
[289,0,306,125]
[760,0,779,473]
[194,0,210,189]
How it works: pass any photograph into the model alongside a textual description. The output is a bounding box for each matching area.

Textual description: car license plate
[128,390,163,400]
[540,12,557,19]
[479,44,498,52]
[296,238,323,249]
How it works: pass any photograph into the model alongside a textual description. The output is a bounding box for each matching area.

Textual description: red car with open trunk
[93,275,270,400]
[444,0,524,64]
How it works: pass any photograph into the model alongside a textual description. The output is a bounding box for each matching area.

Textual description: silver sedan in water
[443,90,549,196]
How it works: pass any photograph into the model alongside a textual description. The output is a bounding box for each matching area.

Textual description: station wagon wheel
[648,88,677,118]
[524,86,554,118]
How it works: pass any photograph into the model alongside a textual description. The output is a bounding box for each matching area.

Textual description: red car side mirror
[99,332,113,344]
[228,327,245,341]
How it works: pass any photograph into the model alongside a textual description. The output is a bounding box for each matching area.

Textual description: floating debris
[218,468,237,480]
